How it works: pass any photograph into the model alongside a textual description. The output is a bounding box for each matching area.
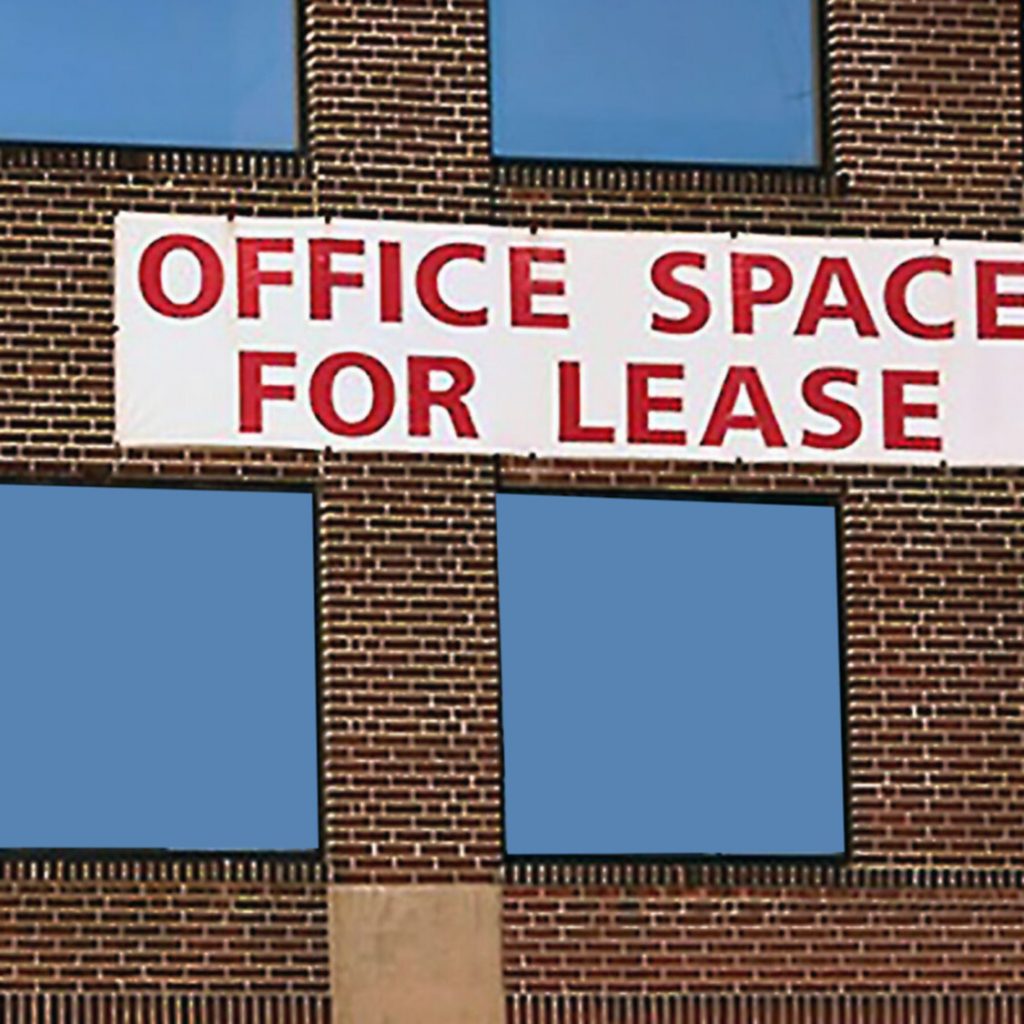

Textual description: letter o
[138,234,224,318]
[310,352,395,436]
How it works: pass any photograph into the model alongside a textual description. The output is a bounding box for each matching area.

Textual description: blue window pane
[0,0,297,150]
[489,0,820,167]
[0,484,319,852]
[497,492,845,858]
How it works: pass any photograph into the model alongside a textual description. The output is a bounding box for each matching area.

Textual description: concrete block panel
[329,884,502,1024]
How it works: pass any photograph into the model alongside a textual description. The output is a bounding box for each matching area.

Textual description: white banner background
[115,213,1024,466]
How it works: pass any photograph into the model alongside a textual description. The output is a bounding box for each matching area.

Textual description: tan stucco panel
[329,884,503,1024]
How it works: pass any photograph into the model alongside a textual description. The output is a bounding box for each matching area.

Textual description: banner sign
[116,213,1024,466]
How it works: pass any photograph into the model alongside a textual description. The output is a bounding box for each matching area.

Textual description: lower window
[0,481,320,854]
[496,490,846,859]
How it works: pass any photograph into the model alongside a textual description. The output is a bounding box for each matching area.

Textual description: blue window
[497,491,845,858]
[0,0,298,151]
[488,0,821,167]
[0,483,319,852]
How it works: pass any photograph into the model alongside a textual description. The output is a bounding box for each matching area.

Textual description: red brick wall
[319,452,502,884]
[0,0,1023,1019]
[505,885,1024,994]
[0,874,328,994]
[494,0,1023,235]
[500,457,1024,1012]
[500,458,1024,869]
[505,993,1024,1023]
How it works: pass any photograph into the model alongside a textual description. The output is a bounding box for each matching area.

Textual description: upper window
[488,0,821,168]
[0,482,319,853]
[497,491,846,859]
[0,0,299,151]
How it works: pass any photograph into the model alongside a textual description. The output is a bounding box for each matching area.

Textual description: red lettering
[379,241,403,323]
[731,253,793,334]
[310,239,364,321]
[510,247,569,329]
[976,261,1024,340]
[310,352,395,436]
[796,257,879,337]
[650,253,710,335]
[627,364,686,445]
[701,367,786,447]
[138,234,224,318]
[238,351,296,433]
[884,256,953,340]
[407,356,479,438]
[801,367,862,450]
[558,362,615,443]
[416,243,487,327]
[237,238,293,319]
[882,369,942,451]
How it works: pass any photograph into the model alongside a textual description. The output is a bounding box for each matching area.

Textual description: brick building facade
[1,0,1023,1020]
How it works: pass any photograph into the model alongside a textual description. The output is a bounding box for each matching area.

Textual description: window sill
[0,851,325,883]
[493,157,845,199]
[502,860,1024,890]
[0,141,310,179]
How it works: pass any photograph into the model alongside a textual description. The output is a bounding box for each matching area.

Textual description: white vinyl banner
[115,212,1024,466]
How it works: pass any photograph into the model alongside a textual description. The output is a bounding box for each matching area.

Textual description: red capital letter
[239,351,296,433]
[416,244,487,327]
[558,363,615,443]
[627,364,686,445]
[802,367,862,450]
[701,367,786,447]
[882,369,942,451]
[510,247,569,329]
[379,241,403,323]
[651,253,710,335]
[310,353,395,436]
[796,257,879,337]
[731,253,793,334]
[237,238,293,319]
[310,239,365,320]
[884,257,953,340]
[407,356,479,438]
[977,261,1024,340]
[139,234,224,318]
